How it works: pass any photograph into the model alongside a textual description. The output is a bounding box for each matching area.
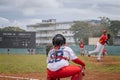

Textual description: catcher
[46,34,85,80]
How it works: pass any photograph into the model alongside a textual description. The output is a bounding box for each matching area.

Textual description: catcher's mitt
[107,34,111,40]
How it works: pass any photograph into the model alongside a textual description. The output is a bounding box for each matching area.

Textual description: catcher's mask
[52,34,66,46]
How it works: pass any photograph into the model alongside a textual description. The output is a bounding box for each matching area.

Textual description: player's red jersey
[79,42,84,48]
[99,34,108,45]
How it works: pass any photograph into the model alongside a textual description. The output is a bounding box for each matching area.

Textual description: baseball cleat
[86,51,91,57]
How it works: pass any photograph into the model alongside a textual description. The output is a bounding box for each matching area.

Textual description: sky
[0,0,120,30]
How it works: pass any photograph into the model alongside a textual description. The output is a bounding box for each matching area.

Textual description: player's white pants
[89,42,104,60]
[80,48,85,54]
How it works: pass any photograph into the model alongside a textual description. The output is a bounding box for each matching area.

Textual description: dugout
[0,31,36,54]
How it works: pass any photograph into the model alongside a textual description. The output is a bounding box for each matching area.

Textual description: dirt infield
[0,71,120,80]
[0,56,120,80]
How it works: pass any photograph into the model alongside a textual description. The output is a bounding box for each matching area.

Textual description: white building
[27,19,75,46]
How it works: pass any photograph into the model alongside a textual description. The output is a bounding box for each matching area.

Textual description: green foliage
[70,21,89,44]
[109,20,120,36]
[70,20,104,44]
[1,26,26,32]
[105,20,120,45]
[70,17,119,45]
[99,17,110,28]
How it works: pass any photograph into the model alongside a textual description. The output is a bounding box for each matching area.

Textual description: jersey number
[48,50,63,63]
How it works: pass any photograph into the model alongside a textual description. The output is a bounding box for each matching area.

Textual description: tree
[70,19,110,45]
[1,26,26,32]
[109,20,120,36]
[70,21,89,44]
[99,17,111,35]
[99,16,110,28]
[107,20,120,45]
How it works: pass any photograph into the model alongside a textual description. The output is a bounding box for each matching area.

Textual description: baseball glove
[107,34,111,40]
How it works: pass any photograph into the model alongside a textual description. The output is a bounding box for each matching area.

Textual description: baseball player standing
[79,39,85,56]
[47,34,86,80]
[88,30,108,62]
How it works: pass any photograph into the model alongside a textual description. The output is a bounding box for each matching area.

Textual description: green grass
[0,54,46,73]
[81,56,120,72]
[0,54,120,73]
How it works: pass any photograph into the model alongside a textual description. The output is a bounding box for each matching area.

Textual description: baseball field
[0,54,120,80]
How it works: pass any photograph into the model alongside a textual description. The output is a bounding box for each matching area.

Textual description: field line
[0,75,39,80]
